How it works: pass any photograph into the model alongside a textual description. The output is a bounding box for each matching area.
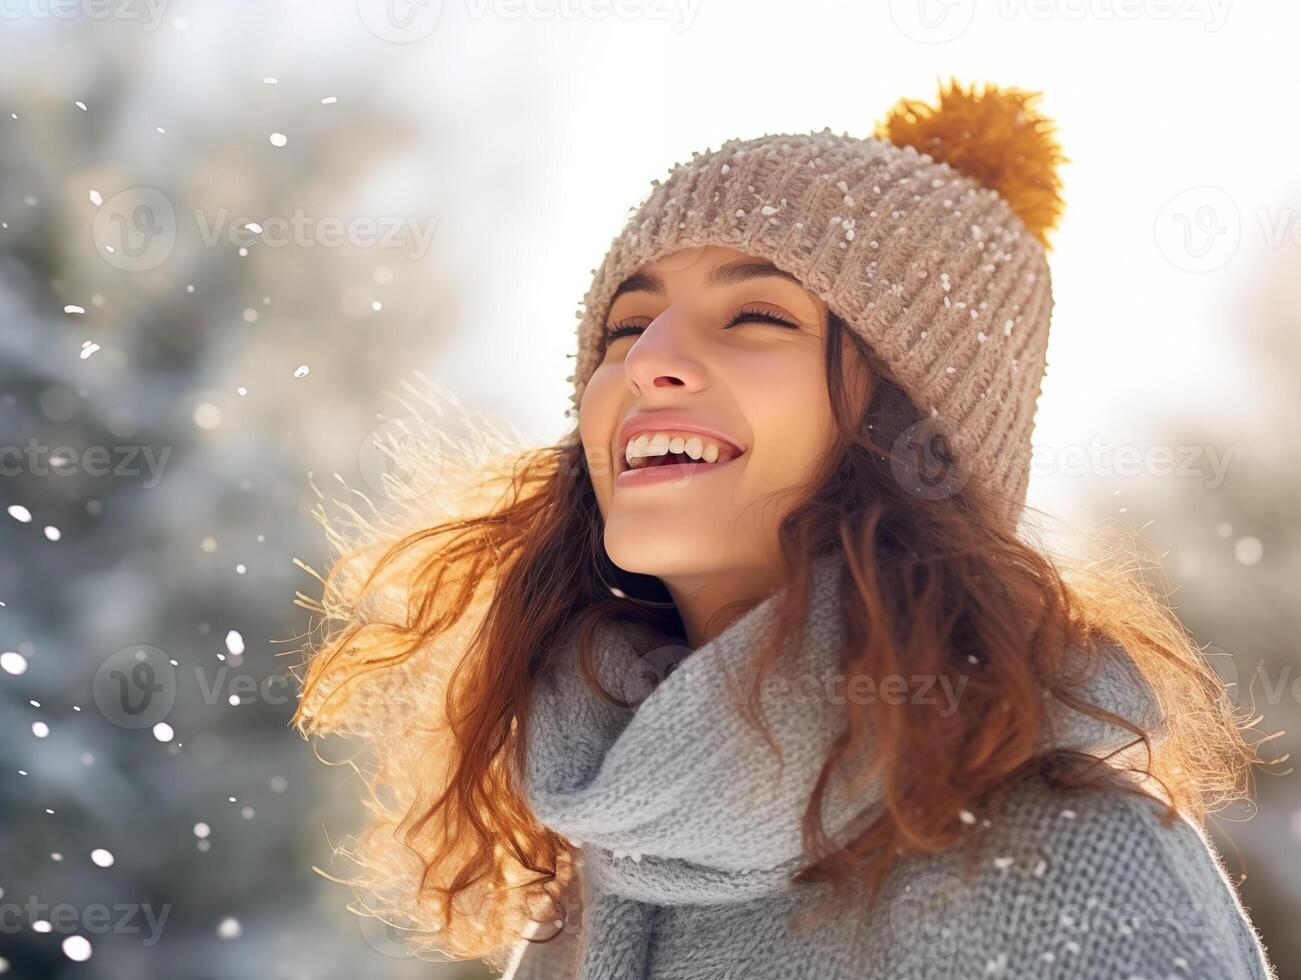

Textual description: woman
[291,80,1276,979]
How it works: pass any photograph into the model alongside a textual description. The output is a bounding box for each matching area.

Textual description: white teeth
[623,430,739,469]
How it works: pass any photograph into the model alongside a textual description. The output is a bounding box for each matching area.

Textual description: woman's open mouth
[619,428,744,468]
[615,429,746,486]
[615,449,745,487]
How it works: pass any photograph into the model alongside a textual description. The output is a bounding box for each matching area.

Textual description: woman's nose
[623,305,707,396]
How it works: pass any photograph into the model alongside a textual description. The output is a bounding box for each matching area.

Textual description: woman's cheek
[729,353,829,486]
[578,365,624,492]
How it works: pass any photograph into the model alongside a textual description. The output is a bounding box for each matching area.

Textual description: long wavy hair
[289,312,1264,971]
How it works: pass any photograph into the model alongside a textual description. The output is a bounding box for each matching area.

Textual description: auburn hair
[289,313,1264,972]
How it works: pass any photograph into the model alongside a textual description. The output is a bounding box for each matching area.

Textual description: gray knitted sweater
[502,556,1276,980]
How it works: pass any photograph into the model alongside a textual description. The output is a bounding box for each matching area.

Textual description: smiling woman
[578,246,857,648]
[291,79,1275,980]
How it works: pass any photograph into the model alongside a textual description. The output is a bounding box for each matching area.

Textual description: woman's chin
[603,530,725,577]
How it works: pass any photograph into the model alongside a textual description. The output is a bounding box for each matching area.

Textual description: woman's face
[578,245,844,586]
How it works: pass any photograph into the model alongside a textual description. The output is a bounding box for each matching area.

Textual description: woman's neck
[661,563,782,649]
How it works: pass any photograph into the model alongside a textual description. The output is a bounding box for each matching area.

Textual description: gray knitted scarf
[521,554,1161,980]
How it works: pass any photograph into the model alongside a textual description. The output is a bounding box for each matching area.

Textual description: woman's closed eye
[603,306,802,343]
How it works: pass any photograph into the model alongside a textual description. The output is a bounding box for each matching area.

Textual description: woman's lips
[615,454,743,487]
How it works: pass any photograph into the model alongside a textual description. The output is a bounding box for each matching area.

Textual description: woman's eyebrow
[607,260,805,307]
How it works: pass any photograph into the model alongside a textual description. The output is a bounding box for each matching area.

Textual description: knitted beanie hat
[563,79,1067,517]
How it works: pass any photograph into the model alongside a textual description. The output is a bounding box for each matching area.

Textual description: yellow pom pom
[873,77,1068,251]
